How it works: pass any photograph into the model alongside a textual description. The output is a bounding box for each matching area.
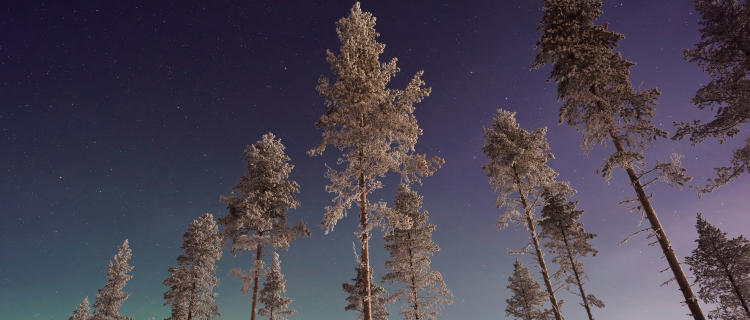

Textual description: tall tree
[539,192,603,320]
[309,3,442,320]
[163,213,223,320]
[257,252,297,320]
[91,240,133,320]
[482,109,573,320]
[674,0,750,194]
[686,214,750,320]
[220,133,310,320]
[344,265,391,320]
[69,297,91,320]
[505,259,554,320]
[382,184,453,320]
[531,0,700,318]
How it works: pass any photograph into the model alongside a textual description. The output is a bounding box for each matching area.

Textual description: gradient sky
[2,1,749,319]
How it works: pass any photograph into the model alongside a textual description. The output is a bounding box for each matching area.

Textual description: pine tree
[344,265,391,320]
[674,0,750,195]
[531,0,701,318]
[220,133,310,320]
[539,192,603,320]
[91,240,133,320]
[505,259,554,320]
[309,4,442,320]
[382,184,452,320]
[686,214,750,320]
[257,252,297,320]
[69,297,91,320]
[163,213,223,320]
[482,109,573,320]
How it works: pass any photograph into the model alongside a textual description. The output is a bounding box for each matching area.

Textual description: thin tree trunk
[188,281,196,320]
[251,243,263,320]
[359,114,373,320]
[711,236,750,318]
[360,173,373,320]
[725,271,750,318]
[523,285,534,320]
[513,166,563,320]
[407,232,420,320]
[560,227,594,320]
[591,85,705,320]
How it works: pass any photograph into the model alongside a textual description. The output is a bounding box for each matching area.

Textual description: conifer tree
[310,3,442,320]
[482,109,573,320]
[382,184,452,320]
[539,192,603,320]
[344,265,391,320]
[505,259,554,320]
[257,252,297,320]
[531,0,700,318]
[674,0,750,194]
[163,213,223,320]
[69,297,91,320]
[91,240,133,320]
[220,133,310,320]
[686,214,750,320]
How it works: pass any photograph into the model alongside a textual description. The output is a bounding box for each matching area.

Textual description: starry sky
[2,1,749,319]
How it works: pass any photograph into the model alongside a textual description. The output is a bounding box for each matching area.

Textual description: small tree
[482,109,573,320]
[382,184,452,320]
[69,297,91,320]
[539,192,603,320]
[163,213,223,320]
[505,259,554,320]
[309,4,442,320]
[674,0,750,194]
[344,265,391,320]
[531,0,700,318]
[220,133,310,320]
[686,214,750,320]
[257,252,297,320]
[91,240,133,320]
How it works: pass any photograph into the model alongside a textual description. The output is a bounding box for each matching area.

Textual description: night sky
[2,1,749,319]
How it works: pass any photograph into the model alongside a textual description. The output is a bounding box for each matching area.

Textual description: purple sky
[2,1,749,319]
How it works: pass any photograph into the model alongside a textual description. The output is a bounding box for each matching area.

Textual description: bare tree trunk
[251,243,263,320]
[560,227,594,320]
[188,281,196,320]
[358,114,373,320]
[726,271,750,318]
[407,232,420,320]
[712,239,750,318]
[360,173,373,320]
[514,166,563,320]
[591,85,705,320]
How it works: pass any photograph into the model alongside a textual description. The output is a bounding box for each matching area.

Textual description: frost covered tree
[91,240,133,320]
[482,109,573,320]
[220,133,310,320]
[69,297,91,320]
[531,0,701,318]
[674,0,750,195]
[309,3,442,320]
[505,259,554,320]
[382,184,452,320]
[539,192,603,320]
[344,265,391,320]
[685,214,750,320]
[257,252,296,320]
[163,213,223,320]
